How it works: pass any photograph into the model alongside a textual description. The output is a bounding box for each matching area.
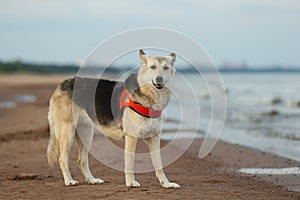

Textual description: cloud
[0,0,76,20]
[0,0,183,21]
[186,0,300,15]
[0,0,299,65]
[1,0,299,24]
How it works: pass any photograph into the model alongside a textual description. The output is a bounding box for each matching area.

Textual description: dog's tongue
[155,84,164,89]
[152,81,164,89]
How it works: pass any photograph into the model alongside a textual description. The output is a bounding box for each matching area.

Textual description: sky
[0,0,300,67]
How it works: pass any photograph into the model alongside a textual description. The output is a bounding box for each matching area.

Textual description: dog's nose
[155,76,163,84]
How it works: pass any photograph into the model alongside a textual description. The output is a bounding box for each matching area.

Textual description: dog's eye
[163,66,169,70]
[150,65,157,69]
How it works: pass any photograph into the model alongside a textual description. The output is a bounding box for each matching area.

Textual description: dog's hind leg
[76,124,104,184]
[58,124,78,186]
[144,134,180,188]
[124,135,140,187]
[47,112,59,167]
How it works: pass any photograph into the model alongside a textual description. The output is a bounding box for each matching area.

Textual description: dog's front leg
[144,134,180,188]
[124,135,140,187]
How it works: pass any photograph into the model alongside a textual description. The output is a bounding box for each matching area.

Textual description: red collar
[119,86,162,118]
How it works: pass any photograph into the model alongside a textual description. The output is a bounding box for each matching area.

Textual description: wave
[287,100,300,108]
[262,110,280,116]
[255,97,283,105]
[0,94,37,109]
[229,97,284,106]
[0,101,17,109]
[227,110,283,126]
[15,95,36,103]
[231,96,300,110]
[265,131,300,142]
[197,93,210,99]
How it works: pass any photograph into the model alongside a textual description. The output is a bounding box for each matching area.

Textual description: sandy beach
[0,74,299,199]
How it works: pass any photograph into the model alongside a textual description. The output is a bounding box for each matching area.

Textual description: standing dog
[47,49,180,188]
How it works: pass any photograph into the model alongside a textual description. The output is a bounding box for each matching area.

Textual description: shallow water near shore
[162,72,300,162]
[0,94,36,109]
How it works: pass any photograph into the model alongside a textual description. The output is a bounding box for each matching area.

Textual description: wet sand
[0,74,299,199]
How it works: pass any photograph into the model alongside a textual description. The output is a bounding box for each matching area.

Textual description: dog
[47,49,180,188]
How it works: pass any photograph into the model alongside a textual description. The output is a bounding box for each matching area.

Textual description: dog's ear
[139,49,148,66]
[168,52,176,66]
[139,49,146,56]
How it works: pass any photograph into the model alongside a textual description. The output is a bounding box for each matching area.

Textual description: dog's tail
[47,111,59,167]
[47,133,59,166]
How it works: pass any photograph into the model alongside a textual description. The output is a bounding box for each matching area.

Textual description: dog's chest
[138,117,163,137]
[122,109,163,138]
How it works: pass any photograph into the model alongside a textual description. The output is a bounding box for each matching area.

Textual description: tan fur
[47,89,73,167]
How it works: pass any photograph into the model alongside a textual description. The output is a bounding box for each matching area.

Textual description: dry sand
[0,74,299,199]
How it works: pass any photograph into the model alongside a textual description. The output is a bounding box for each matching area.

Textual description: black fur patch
[59,77,117,125]
[58,74,147,127]
[60,78,75,98]
[94,79,120,126]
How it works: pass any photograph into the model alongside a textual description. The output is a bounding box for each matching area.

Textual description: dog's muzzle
[153,76,164,90]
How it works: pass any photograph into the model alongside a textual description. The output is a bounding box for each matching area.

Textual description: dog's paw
[65,180,79,186]
[161,182,180,189]
[126,180,141,188]
[87,178,104,185]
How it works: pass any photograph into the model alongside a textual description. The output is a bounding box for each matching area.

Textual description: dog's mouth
[152,81,164,90]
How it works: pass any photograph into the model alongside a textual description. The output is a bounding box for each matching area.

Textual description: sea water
[0,94,36,109]
[163,72,300,161]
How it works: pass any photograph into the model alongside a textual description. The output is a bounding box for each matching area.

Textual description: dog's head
[137,49,176,90]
